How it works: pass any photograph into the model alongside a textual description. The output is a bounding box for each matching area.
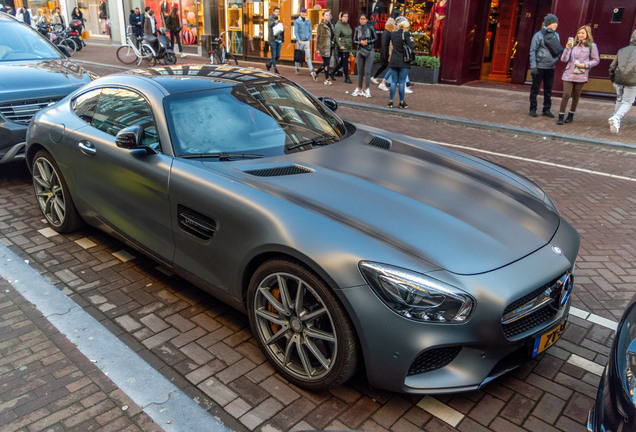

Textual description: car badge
[551,246,563,255]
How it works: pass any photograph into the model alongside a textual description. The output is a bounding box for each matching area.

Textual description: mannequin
[427,0,447,57]
[160,0,170,28]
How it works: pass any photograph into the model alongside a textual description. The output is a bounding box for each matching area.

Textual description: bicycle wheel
[59,38,77,56]
[226,51,238,65]
[116,45,138,65]
[139,45,157,67]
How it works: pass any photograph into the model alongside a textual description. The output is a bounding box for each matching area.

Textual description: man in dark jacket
[528,14,561,118]
[266,7,283,74]
[608,30,636,134]
[129,8,142,43]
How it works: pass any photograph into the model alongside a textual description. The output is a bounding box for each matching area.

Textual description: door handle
[78,140,96,156]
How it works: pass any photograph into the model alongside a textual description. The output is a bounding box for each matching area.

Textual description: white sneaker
[370,77,379,85]
[364,89,372,98]
[180,52,186,58]
[324,79,333,86]
[311,71,317,81]
[351,88,361,97]
[405,86,413,94]
[609,116,620,134]
[378,82,389,91]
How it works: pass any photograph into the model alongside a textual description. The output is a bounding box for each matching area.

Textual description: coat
[166,14,181,33]
[353,23,377,56]
[334,20,352,52]
[144,14,156,36]
[529,27,561,69]
[560,42,599,83]
[268,14,283,43]
[293,16,312,41]
[610,30,636,87]
[379,28,391,64]
[388,29,414,69]
[316,20,334,57]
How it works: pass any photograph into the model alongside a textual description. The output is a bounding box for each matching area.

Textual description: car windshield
[164,81,347,158]
[0,21,63,61]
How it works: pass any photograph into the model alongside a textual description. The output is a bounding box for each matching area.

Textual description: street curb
[336,100,636,151]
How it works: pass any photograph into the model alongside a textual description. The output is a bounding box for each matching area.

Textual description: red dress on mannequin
[427,0,447,57]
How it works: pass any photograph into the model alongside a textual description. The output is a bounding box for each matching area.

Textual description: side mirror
[319,97,338,112]
[115,125,156,154]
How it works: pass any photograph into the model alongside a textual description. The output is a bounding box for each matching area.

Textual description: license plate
[532,320,566,357]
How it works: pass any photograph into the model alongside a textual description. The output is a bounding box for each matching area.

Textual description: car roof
[0,12,19,21]
[121,65,284,94]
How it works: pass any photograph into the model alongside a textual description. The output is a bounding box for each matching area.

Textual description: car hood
[220,129,560,275]
[0,60,91,101]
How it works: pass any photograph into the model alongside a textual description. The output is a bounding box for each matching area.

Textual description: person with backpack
[556,25,599,125]
[528,14,562,118]
[608,30,636,134]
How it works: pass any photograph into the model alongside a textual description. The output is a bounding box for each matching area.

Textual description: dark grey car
[25,65,580,394]
[0,12,93,164]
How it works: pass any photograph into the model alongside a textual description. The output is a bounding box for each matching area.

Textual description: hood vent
[244,165,313,177]
[368,135,392,149]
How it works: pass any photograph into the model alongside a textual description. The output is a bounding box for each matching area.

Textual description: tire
[247,259,358,391]
[227,52,238,65]
[32,150,82,233]
[59,38,77,56]
[164,52,177,65]
[116,45,137,65]
[73,36,83,51]
[140,44,157,66]
[211,51,222,65]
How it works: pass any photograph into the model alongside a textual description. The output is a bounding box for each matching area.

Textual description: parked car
[0,11,94,164]
[25,65,580,393]
[588,295,636,431]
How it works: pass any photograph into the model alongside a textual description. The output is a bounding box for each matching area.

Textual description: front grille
[244,165,313,177]
[503,307,557,338]
[407,346,462,376]
[0,97,62,124]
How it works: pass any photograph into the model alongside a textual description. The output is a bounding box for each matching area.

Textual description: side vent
[177,205,217,240]
[244,165,313,177]
[368,135,392,149]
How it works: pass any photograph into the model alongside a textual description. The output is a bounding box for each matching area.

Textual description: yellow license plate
[532,320,566,357]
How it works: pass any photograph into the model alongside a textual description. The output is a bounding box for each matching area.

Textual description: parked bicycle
[209,31,238,65]
[116,26,156,66]
[36,22,77,56]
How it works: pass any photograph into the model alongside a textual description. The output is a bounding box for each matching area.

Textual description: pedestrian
[556,25,599,125]
[129,8,143,44]
[266,7,283,74]
[293,8,313,75]
[51,7,64,28]
[23,8,31,25]
[313,9,335,85]
[352,14,377,97]
[166,8,185,57]
[371,17,395,86]
[33,9,46,27]
[72,7,84,30]
[334,11,353,84]
[386,17,413,109]
[99,0,108,34]
[608,30,636,134]
[144,9,157,37]
[528,13,562,118]
[15,7,23,22]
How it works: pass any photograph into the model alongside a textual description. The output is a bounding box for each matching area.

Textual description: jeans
[295,40,313,71]
[613,83,636,121]
[267,41,281,72]
[389,67,409,101]
[529,68,555,112]
[383,68,410,84]
[356,52,374,89]
[169,31,182,53]
[315,56,331,80]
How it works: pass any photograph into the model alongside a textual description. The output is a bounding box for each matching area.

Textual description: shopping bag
[294,48,305,64]
[82,30,90,39]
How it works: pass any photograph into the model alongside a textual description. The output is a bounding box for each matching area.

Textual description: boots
[344,75,352,84]
[564,112,575,123]
[556,113,565,125]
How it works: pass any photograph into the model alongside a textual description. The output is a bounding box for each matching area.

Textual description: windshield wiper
[180,152,264,161]
[287,135,337,151]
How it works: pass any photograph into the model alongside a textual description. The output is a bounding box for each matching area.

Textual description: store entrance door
[178,0,203,55]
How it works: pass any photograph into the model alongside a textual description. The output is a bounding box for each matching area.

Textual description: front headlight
[359,261,474,323]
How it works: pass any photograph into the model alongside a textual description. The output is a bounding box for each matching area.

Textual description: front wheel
[32,150,82,233]
[247,259,358,391]
[164,52,177,65]
[116,45,137,64]
[59,38,77,56]
[140,44,157,66]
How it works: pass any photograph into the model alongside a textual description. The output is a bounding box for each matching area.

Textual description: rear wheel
[226,51,238,65]
[32,150,82,233]
[164,52,177,65]
[59,38,77,56]
[247,259,358,391]
[116,45,137,64]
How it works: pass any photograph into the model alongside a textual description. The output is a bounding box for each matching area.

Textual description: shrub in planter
[412,55,440,69]
[410,55,440,84]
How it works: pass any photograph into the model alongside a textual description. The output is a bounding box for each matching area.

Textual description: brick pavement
[1,42,635,432]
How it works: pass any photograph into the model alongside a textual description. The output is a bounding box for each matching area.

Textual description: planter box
[409,66,439,84]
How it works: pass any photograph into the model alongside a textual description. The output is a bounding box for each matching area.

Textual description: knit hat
[300,7,306,12]
[544,14,558,26]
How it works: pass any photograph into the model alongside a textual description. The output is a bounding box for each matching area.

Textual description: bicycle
[37,22,78,56]
[116,26,156,66]
[209,31,238,65]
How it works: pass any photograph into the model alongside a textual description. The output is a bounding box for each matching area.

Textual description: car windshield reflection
[164,81,347,159]
[0,21,62,61]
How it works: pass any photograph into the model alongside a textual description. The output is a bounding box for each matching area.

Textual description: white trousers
[295,40,313,72]
[613,83,636,121]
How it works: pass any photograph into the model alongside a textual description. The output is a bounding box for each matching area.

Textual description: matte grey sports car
[25,65,580,394]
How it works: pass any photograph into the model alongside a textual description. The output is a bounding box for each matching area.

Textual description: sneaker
[378,82,389,91]
[405,87,413,94]
[311,71,317,81]
[295,67,300,75]
[609,116,620,134]
[371,77,379,85]
[387,101,394,108]
[351,88,361,97]
[180,52,186,58]
[324,79,333,86]
[399,101,408,109]
[364,89,372,98]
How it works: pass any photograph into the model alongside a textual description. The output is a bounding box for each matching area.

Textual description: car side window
[92,87,160,151]
[72,89,101,123]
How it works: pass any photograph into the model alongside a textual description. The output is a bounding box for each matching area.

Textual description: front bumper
[0,118,27,163]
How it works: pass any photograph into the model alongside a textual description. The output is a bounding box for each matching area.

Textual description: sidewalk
[78,41,636,149]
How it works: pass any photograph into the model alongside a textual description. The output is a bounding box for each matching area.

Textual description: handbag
[402,31,414,63]
[294,48,305,64]
[272,22,284,36]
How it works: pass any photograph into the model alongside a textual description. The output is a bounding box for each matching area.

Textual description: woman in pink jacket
[557,24,599,125]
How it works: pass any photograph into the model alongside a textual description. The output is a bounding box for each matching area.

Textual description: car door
[64,86,174,263]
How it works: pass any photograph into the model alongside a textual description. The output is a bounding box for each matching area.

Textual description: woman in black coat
[387,17,414,109]
[371,17,395,84]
